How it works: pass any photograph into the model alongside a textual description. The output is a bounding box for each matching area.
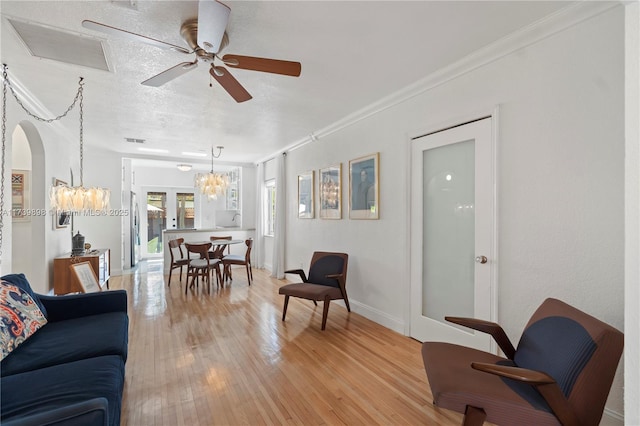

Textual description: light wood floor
[110,260,464,426]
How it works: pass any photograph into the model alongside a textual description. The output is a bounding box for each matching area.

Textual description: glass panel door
[176,192,195,229]
[146,192,166,255]
[410,117,494,352]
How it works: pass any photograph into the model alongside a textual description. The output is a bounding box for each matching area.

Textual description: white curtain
[254,162,265,269]
[271,153,286,278]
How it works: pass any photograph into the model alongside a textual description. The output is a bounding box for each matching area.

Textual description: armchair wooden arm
[445,316,516,359]
[471,362,580,426]
[325,273,344,280]
[284,269,308,282]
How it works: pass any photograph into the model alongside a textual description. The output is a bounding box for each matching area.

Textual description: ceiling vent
[7,18,111,72]
[125,138,145,144]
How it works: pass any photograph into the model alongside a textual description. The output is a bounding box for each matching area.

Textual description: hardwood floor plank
[111,261,464,425]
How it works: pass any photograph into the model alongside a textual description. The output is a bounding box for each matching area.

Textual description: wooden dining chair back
[210,236,232,257]
[221,239,253,285]
[167,238,188,287]
[184,242,219,294]
[421,298,624,426]
[279,252,349,330]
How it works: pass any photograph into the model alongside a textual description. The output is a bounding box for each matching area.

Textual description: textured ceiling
[0,1,573,167]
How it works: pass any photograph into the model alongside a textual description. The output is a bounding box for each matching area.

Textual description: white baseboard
[600,408,624,426]
[344,299,405,334]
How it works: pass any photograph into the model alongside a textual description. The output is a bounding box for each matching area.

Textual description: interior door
[410,117,495,352]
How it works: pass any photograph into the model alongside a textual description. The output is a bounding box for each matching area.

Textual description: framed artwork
[319,164,341,219]
[349,152,379,219]
[298,170,314,219]
[53,178,71,229]
[11,170,30,222]
[69,261,101,293]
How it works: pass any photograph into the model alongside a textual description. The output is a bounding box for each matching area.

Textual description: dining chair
[210,236,232,255]
[279,252,349,330]
[421,298,624,426]
[221,239,253,285]
[184,242,220,294]
[167,238,188,287]
[210,236,232,280]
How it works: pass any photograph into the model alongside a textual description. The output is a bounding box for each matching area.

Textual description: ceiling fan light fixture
[177,164,192,172]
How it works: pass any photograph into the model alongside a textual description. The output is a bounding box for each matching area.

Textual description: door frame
[405,106,500,354]
[140,186,196,259]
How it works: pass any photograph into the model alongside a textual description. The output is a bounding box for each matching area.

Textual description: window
[264,179,276,236]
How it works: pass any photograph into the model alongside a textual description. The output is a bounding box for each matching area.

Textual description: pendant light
[49,78,110,212]
[194,146,229,200]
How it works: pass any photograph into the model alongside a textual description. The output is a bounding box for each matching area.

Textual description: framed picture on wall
[53,178,71,229]
[319,164,341,219]
[298,170,314,219]
[11,169,30,222]
[349,152,379,219]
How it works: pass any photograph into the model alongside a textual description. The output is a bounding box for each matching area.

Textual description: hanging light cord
[0,63,84,260]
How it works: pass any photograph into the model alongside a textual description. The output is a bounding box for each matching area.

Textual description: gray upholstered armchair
[279,252,349,330]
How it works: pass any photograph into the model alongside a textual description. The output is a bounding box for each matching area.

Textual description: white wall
[624,2,640,424]
[284,5,625,418]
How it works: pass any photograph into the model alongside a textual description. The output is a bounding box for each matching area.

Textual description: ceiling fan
[82,0,301,103]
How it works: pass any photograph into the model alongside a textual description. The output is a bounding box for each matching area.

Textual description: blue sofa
[1,273,129,426]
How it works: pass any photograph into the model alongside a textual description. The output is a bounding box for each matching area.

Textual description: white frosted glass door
[410,117,494,351]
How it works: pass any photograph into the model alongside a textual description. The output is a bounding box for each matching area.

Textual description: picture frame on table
[298,170,314,219]
[349,152,379,219]
[11,169,30,222]
[319,164,341,219]
[53,178,71,229]
[69,261,101,293]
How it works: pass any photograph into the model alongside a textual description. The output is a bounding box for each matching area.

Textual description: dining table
[183,239,244,258]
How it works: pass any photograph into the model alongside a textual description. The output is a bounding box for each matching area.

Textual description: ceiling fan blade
[197,0,231,54]
[82,20,191,54]
[222,54,301,77]
[142,61,198,87]
[209,66,252,103]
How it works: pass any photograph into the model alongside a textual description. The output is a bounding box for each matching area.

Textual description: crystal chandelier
[50,79,110,212]
[194,146,229,200]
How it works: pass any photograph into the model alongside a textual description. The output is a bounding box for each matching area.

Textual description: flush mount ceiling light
[177,164,192,172]
[194,146,229,200]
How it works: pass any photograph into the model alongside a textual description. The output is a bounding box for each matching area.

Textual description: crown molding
[264,0,621,164]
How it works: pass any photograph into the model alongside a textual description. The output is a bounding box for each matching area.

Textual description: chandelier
[49,78,110,212]
[194,146,229,200]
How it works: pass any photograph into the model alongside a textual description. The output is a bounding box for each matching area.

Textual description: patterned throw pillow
[0,280,48,361]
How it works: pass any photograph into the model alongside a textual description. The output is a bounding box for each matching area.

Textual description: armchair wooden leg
[462,406,486,426]
[168,270,173,287]
[321,296,331,330]
[282,295,290,321]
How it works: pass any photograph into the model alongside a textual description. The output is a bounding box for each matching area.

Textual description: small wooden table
[53,248,110,295]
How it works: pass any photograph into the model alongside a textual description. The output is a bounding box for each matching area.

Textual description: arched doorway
[11,121,46,290]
